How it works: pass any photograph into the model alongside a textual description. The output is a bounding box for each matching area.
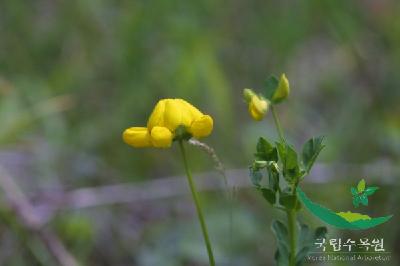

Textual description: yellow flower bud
[248,95,269,121]
[272,74,290,103]
[189,115,213,138]
[150,126,173,148]
[243,88,255,103]
[122,127,152,148]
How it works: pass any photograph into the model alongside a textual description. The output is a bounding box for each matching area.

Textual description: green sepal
[255,137,278,162]
[302,136,325,174]
[173,125,192,141]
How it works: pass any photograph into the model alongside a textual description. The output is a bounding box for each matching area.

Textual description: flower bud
[243,88,255,103]
[248,94,269,121]
[272,74,290,103]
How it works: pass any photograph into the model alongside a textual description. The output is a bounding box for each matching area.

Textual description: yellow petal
[272,73,290,103]
[147,99,167,130]
[176,99,203,121]
[189,115,213,138]
[150,126,173,148]
[163,99,184,131]
[249,104,263,121]
[248,95,268,121]
[174,99,193,127]
[122,127,152,148]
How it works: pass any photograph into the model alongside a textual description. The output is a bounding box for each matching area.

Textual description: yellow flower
[243,89,269,121]
[123,99,213,148]
[272,74,290,103]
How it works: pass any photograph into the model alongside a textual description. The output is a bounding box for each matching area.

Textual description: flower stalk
[271,105,285,144]
[178,140,215,266]
[270,107,297,266]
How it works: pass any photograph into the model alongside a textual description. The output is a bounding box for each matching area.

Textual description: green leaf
[295,247,309,266]
[271,220,288,242]
[298,223,311,246]
[276,141,286,166]
[263,75,279,100]
[295,225,327,266]
[357,179,366,193]
[286,146,300,172]
[351,187,358,196]
[283,145,300,183]
[277,142,301,183]
[272,220,289,266]
[249,167,262,186]
[271,220,288,247]
[255,137,278,162]
[274,248,289,266]
[279,193,298,210]
[365,186,379,196]
[360,194,368,206]
[260,187,276,205]
[302,136,325,173]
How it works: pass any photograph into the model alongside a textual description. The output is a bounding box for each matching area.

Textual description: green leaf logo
[297,187,392,230]
[357,179,366,193]
[351,179,379,208]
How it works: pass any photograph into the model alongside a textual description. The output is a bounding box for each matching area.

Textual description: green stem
[270,105,297,265]
[287,210,297,266]
[178,140,215,266]
[271,105,285,143]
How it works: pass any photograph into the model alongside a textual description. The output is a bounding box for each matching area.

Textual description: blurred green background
[0,0,399,265]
